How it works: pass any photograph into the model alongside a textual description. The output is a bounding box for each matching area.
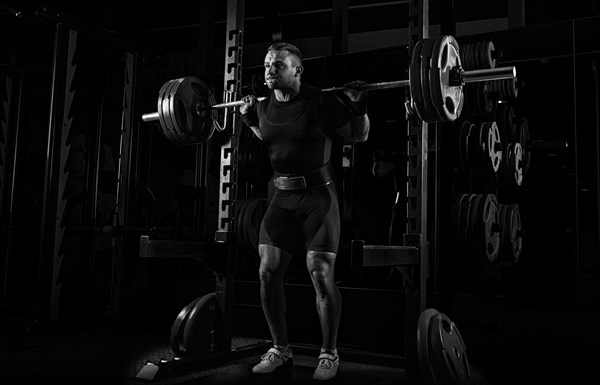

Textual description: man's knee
[258,244,292,284]
[306,251,336,294]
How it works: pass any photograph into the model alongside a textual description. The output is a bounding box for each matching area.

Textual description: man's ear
[295,65,304,77]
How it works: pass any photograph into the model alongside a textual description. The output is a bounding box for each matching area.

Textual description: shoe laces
[317,355,337,370]
[261,352,278,362]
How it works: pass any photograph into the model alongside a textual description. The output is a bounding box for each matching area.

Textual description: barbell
[141,35,517,145]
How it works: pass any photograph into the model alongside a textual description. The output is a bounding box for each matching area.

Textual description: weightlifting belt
[273,163,334,191]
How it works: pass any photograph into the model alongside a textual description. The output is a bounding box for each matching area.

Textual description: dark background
[0,0,599,384]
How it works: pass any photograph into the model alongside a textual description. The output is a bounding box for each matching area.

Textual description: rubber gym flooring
[1,300,599,385]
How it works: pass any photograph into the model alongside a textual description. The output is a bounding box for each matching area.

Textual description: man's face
[264,50,300,90]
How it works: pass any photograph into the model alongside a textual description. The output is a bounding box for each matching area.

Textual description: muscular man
[240,41,369,381]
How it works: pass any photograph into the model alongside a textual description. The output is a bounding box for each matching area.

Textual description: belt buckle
[274,175,307,190]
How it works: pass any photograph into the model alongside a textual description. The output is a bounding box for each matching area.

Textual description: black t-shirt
[257,84,352,174]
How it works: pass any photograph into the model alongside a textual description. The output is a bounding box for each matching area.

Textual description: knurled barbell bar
[141,35,516,145]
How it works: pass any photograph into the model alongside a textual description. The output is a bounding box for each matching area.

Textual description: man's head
[264,42,304,90]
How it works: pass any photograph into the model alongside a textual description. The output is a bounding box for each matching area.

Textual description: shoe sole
[251,359,294,375]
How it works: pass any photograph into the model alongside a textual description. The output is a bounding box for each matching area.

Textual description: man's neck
[273,82,301,102]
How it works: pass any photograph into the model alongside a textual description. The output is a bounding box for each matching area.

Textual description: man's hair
[267,41,303,65]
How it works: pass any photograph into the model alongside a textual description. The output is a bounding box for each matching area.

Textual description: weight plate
[170,76,216,144]
[450,194,468,250]
[467,194,483,259]
[182,292,221,356]
[170,296,202,356]
[473,41,482,69]
[429,312,473,385]
[248,198,267,252]
[464,43,473,70]
[498,204,509,261]
[510,204,522,263]
[483,81,495,114]
[488,121,502,173]
[242,198,258,251]
[459,194,477,254]
[410,39,426,120]
[485,41,497,69]
[512,142,523,186]
[479,41,488,70]
[417,308,443,385]
[236,198,251,249]
[165,78,189,145]
[430,35,464,122]
[517,117,531,174]
[482,193,500,262]
[157,79,181,144]
[467,122,483,172]
[420,37,440,122]
[251,72,270,97]
[464,122,474,175]
[458,120,470,174]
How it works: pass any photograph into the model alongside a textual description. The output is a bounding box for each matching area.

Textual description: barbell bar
[141,67,515,121]
[141,35,517,145]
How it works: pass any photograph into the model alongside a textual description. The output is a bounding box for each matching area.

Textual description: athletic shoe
[313,352,340,381]
[251,347,293,374]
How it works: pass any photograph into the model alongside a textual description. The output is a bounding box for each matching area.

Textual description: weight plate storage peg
[418,308,473,385]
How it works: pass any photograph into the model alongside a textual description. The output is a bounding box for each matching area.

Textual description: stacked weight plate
[410,35,464,122]
[170,292,222,357]
[156,76,217,145]
[450,193,500,263]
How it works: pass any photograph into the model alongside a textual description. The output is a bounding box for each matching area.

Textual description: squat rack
[136,0,438,381]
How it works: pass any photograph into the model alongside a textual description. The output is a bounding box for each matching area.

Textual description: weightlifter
[239,41,370,381]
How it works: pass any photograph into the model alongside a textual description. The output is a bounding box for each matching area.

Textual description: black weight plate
[467,194,483,259]
[430,313,473,385]
[171,77,215,144]
[517,117,531,174]
[242,198,258,252]
[498,204,509,261]
[463,122,474,175]
[487,121,502,173]
[170,296,202,356]
[451,194,468,250]
[248,198,266,252]
[510,204,523,263]
[482,194,500,262]
[236,198,251,250]
[165,78,189,145]
[158,79,181,144]
[410,38,426,120]
[417,308,443,385]
[458,194,476,253]
[182,292,220,355]
[420,37,440,122]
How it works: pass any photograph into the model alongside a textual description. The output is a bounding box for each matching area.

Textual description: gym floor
[1,299,598,385]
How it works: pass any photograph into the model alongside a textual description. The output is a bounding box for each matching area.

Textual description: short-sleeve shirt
[257,84,352,174]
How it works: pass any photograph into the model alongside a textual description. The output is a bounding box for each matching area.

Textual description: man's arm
[239,95,262,140]
[336,81,370,142]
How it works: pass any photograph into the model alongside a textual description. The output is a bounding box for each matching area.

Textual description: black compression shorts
[259,182,340,256]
